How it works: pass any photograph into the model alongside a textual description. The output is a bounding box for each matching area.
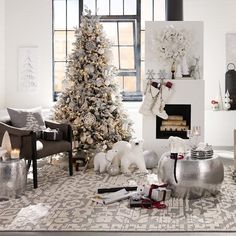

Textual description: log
[162,120,187,126]
[160,125,189,131]
[168,115,183,121]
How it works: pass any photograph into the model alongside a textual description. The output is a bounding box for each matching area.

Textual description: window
[52,0,165,101]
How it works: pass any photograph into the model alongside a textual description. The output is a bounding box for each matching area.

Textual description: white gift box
[143,185,171,202]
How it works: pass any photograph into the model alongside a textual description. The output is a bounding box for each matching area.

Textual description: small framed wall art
[18,46,39,92]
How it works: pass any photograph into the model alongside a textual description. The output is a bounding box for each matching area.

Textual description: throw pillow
[7,107,46,132]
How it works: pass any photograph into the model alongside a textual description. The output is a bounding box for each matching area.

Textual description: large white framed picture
[145,21,203,80]
[18,46,39,92]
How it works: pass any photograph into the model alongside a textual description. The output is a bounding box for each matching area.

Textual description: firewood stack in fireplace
[160,115,189,131]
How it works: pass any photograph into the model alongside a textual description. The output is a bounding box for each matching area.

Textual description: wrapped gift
[143,184,171,202]
[129,198,152,208]
[42,128,63,141]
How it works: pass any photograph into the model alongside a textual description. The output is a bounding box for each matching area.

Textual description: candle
[11,149,20,159]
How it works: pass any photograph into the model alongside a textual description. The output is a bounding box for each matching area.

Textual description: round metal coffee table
[158,152,224,199]
[0,158,27,200]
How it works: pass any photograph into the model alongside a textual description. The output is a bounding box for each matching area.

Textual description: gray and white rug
[0,161,236,232]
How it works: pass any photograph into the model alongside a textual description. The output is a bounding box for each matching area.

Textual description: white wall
[0,0,5,109]
[184,0,236,147]
[5,0,53,108]
[124,102,142,140]
[185,0,236,107]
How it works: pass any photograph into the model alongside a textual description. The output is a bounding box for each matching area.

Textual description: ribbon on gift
[148,184,168,201]
[141,183,169,209]
[43,128,60,140]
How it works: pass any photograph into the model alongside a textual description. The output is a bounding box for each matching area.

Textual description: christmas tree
[53,10,133,157]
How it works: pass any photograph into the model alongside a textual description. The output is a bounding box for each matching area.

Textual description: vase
[218,81,223,110]
[175,63,182,79]
[182,55,190,77]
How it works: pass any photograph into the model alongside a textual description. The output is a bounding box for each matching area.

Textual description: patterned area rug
[0,162,236,232]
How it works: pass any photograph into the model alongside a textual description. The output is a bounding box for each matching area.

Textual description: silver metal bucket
[0,159,27,200]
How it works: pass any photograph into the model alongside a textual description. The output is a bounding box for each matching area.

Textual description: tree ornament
[98,48,105,54]
[80,133,87,143]
[87,136,94,144]
[84,64,95,74]
[85,41,96,51]
[107,164,120,176]
[84,112,96,127]
[96,78,103,87]
[143,150,159,169]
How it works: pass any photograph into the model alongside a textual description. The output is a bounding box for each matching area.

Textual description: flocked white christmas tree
[53,10,133,157]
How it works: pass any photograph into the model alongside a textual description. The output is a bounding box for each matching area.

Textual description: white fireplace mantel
[142,79,205,156]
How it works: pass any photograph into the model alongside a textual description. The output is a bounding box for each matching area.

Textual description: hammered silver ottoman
[157,152,224,199]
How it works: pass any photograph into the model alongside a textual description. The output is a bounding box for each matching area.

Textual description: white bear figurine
[168,136,187,154]
[112,140,148,174]
[94,149,118,173]
[112,140,132,167]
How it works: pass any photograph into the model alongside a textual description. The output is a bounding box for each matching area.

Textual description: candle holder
[187,126,201,148]
[11,149,20,159]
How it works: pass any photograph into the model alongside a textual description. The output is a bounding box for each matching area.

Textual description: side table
[158,152,224,199]
[0,158,27,200]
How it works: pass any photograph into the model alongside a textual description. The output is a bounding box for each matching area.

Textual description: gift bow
[142,183,168,209]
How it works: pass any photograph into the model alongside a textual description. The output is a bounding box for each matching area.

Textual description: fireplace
[156,104,191,139]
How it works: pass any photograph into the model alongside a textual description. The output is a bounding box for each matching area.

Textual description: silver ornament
[96,78,103,87]
[104,80,110,86]
[84,64,95,74]
[80,133,87,143]
[84,112,96,127]
[107,164,120,176]
[98,48,105,54]
[143,150,159,169]
[85,41,96,51]
[87,136,94,144]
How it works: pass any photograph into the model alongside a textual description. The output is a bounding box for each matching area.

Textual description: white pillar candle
[11,149,20,159]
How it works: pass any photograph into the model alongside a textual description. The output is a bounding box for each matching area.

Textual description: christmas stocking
[152,82,173,120]
[139,81,160,116]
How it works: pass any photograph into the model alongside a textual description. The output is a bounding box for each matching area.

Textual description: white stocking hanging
[139,81,160,116]
[152,82,173,120]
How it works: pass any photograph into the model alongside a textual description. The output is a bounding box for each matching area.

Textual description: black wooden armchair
[0,117,73,188]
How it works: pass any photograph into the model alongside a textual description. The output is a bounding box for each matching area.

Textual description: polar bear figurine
[112,140,132,166]
[94,149,118,173]
[112,140,148,174]
[168,136,187,154]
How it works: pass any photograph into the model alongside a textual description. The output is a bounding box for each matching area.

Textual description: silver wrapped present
[143,184,171,202]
